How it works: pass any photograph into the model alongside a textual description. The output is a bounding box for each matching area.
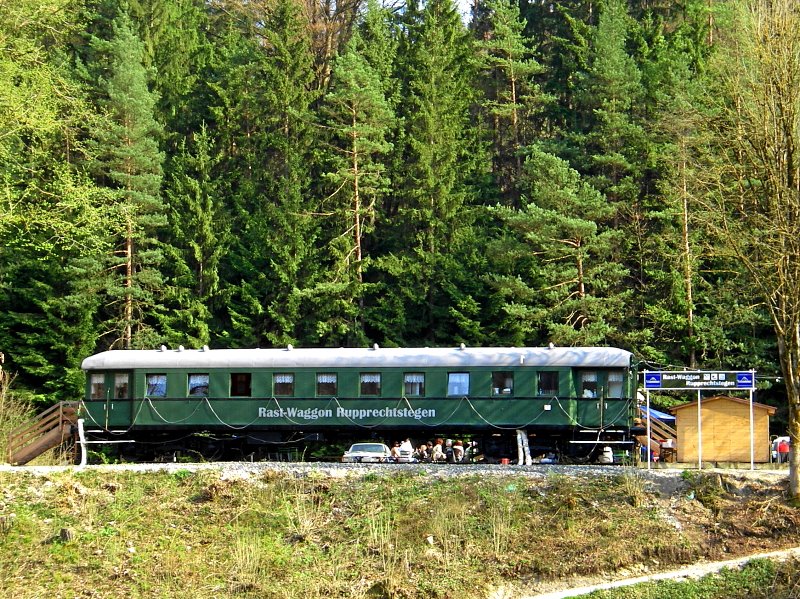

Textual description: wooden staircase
[636,408,678,461]
[7,402,79,465]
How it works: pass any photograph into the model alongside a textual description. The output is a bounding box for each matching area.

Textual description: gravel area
[0,460,788,488]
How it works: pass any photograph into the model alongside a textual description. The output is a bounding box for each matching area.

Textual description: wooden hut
[670,395,776,463]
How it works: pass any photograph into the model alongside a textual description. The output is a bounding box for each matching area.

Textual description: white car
[341,442,393,463]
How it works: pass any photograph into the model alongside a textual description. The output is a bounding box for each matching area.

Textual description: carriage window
[360,373,381,396]
[538,371,559,396]
[90,374,105,399]
[114,373,129,399]
[230,373,252,397]
[404,373,425,396]
[146,374,167,397]
[492,372,513,396]
[608,371,624,398]
[274,373,294,396]
[447,372,470,396]
[188,373,209,397]
[580,371,598,398]
[316,373,337,396]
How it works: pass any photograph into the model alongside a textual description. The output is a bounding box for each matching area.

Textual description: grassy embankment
[1,466,800,598]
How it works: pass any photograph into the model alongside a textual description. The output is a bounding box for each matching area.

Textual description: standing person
[431,438,445,462]
[778,438,790,464]
[400,439,414,460]
[453,440,464,463]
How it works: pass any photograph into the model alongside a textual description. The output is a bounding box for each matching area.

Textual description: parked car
[341,442,392,463]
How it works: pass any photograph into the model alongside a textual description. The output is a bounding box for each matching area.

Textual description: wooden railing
[648,416,677,443]
[6,402,78,465]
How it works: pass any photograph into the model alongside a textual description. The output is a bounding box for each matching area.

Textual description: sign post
[642,370,756,470]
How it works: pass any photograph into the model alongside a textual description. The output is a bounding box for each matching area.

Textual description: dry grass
[0,468,799,598]
[0,370,37,464]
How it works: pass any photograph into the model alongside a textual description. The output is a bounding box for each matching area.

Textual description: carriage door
[105,372,132,428]
[576,370,602,428]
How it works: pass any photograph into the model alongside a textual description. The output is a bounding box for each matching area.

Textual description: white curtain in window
[608,371,624,397]
[360,374,381,383]
[274,374,294,383]
[188,374,209,396]
[448,373,470,395]
[114,373,129,398]
[90,374,104,399]
[404,373,424,383]
[317,374,337,384]
[147,374,167,397]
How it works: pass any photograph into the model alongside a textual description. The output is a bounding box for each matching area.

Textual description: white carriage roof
[81,346,633,370]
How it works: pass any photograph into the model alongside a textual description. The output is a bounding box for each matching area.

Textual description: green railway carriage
[79,345,638,462]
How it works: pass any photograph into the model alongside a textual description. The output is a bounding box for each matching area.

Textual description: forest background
[0,0,793,425]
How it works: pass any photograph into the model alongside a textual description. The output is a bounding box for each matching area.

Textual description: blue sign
[736,372,754,389]
[642,370,755,390]
[644,373,662,388]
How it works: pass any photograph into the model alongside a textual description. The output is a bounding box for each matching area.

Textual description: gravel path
[523,546,800,599]
[0,460,787,483]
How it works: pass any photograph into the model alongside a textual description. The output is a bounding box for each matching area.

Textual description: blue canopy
[639,406,676,422]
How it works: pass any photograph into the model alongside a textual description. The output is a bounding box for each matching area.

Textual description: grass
[0,369,35,463]
[1,374,796,597]
[0,466,798,598]
[585,558,800,598]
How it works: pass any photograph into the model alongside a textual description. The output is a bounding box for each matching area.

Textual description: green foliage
[368,0,487,345]
[486,147,628,345]
[475,0,546,206]
[587,558,783,598]
[0,0,790,409]
[89,10,167,350]
[210,0,322,347]
[160,124,228,347]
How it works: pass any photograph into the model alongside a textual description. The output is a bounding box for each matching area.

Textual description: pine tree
[210,0,321,347]
[159,124,228,347]
[314,29,394,344]
[91,11,166,349]
[476,0,545,206]
[576,0,646,206]
[371,0,484,344]
[520,0,593,136]
[488,147,628,346]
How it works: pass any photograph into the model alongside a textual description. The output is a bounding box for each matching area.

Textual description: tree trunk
[124,215,133,349]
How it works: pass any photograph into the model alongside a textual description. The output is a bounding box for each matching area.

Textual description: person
[431,438,446,462]
[390,442,402,461]
[778,438,790,464]
[445,439,454,463]
[452,440,464,463]
[395,438,413,462]
[463,440,477,463]
[413,443,430,462]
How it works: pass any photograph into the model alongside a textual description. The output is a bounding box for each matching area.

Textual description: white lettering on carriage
[257,406,436,420]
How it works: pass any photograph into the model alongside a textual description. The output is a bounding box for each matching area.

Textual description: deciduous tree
[699,0,800,495]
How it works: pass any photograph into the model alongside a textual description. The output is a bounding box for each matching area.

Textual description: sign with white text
[643,370,755,390]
